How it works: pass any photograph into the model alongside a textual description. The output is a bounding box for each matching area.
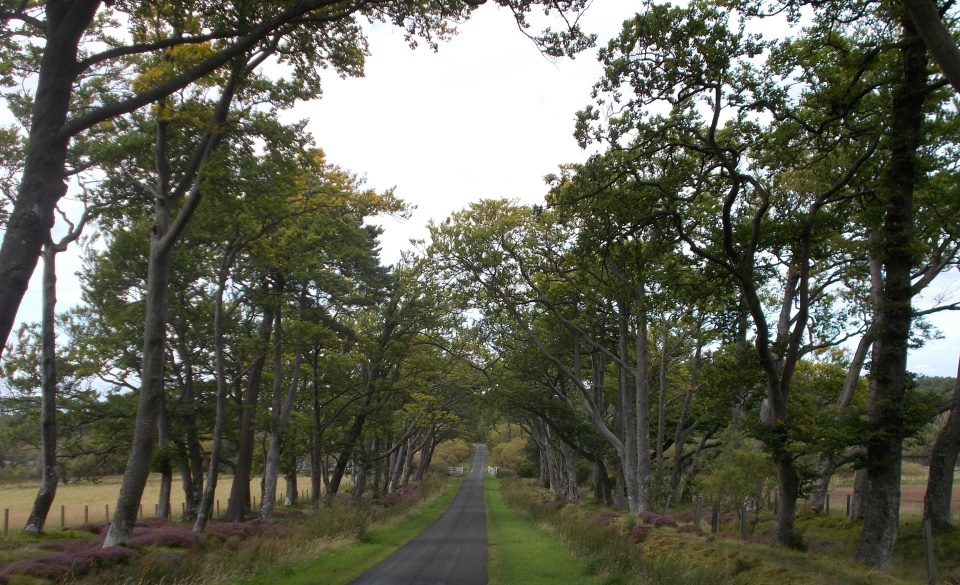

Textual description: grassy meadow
[1,474,323,531]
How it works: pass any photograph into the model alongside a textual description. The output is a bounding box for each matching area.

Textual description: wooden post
[4,508,9,536]
[711,501,720,534]
[60,505,65,530]
[694,496,703,529]
[105,504,109,523]
[922,518,936,585]
[846,494,851,517]
[84,505,89,524]
[216,500,220,519]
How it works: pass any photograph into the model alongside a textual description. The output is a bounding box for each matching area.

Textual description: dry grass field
[0,474,320,532]
[827,482,960,519]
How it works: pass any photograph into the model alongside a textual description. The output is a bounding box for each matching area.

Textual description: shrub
[588,510,621,527]
[653,514,678,528]
[0,543,138,583]
[128,525,206,548]
[627,525,650,543]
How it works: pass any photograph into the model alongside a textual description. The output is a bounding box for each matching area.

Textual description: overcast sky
[12,0,959,376]
[286,1,637,261]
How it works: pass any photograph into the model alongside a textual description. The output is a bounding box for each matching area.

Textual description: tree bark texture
[103,232,173,547]
[856,13,927,569]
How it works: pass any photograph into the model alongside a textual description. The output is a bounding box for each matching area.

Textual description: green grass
[234,477,463,585]
[485,476,621,585]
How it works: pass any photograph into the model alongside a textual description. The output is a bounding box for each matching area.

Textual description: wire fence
[1,489,315,537]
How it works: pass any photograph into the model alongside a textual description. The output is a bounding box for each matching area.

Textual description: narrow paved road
[348,444,488,585]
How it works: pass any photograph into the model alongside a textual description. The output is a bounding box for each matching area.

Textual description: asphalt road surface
[347,444,489,585]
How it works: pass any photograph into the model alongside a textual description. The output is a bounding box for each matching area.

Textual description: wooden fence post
[711,501,720,534]
[695,496,703,529]
[84,505,89,524]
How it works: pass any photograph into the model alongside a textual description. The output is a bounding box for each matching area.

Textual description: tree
[23,207,93,532]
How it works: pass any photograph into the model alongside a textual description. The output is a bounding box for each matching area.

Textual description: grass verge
[493,476,954,585]
[486,475,618,585]
[231,476,462,585]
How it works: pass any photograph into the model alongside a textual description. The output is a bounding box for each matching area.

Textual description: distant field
[1,474,323,532]
[828,482,960,519]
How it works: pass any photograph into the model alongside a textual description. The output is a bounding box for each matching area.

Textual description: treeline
[420,0,960,573]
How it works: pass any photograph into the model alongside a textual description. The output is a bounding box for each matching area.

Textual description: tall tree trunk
[400,433,417,487]
[856,13,926,569]
[157,397,173,520]
[325,395,371,498]
[104,228,174,546]
[310,349,324,510]
[656,327,670,466]
[225,303,273,522]
[23,242,62,533]
[387,430,407,494]
[172,336,204,522]
[634,281,652,511]
[194,261,230,531]
[616,297,642,512]
[593,459,613,505]
[923,357,960,529]
[284,466,298,506]
[414,424,436,481]
[261,308,303,521]
[560,439,578,500]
